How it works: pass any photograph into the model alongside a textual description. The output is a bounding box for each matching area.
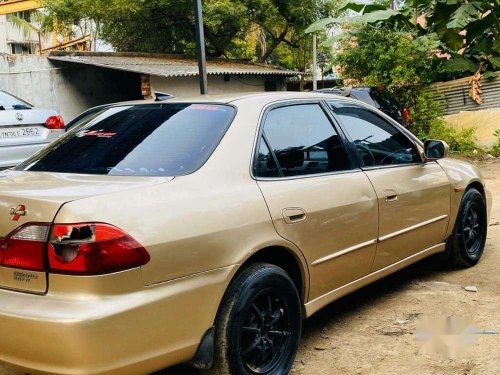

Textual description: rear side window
[254,137,280,177]
[258,104,351,177]
[17,104,235,176]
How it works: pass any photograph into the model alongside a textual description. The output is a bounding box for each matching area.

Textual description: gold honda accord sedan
[0,93,491,374]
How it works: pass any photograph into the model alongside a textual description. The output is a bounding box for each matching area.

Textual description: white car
[0,90,65,169]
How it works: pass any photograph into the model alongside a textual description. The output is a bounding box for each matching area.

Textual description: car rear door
[254,101,379,301]
[328,101,451,271]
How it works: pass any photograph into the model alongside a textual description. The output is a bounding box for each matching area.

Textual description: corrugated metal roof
[48,52,299,77]
[430,74,500,115]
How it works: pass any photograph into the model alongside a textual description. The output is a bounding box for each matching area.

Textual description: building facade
[0,0,91,54]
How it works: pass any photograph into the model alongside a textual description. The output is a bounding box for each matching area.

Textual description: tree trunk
[258,28,288,63]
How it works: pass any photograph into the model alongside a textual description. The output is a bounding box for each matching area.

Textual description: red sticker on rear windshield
[191,104,221,111]
[76,130,117,138]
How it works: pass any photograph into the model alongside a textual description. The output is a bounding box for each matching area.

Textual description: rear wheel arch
[190,246,308,370]
[238,246,308,304]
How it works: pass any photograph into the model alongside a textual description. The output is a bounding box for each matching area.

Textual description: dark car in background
[314,86,410,126]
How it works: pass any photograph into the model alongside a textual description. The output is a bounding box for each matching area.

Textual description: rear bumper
[0,265,237,375]
[0,143,48,168]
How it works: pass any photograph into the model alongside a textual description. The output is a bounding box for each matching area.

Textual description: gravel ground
[2,159,499,375]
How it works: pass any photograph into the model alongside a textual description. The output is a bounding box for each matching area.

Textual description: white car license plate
[0,127,41,139]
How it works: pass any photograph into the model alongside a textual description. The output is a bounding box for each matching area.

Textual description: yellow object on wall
[0,0,40,15]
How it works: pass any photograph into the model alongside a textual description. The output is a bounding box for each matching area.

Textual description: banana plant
[307,0,499,77]
[7,11,47,54]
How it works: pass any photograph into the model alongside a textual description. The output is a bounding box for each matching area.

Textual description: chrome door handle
[283,208,307,224]
[385,194,398,202]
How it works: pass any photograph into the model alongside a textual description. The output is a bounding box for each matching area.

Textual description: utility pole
[312,34,318,91]
[193,0,208,94]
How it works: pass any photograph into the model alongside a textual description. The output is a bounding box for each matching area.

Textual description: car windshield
[0,91,32,110]
[16,103,235,176]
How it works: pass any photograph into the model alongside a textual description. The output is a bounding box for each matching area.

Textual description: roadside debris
[414,281,462,291]
[377,328,408,336]
[395,318,410,325]
[464,286,478,292]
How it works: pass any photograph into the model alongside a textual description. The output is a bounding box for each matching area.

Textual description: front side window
[17,103,235,176]
[332,105,420,167]
[259,104,351,177]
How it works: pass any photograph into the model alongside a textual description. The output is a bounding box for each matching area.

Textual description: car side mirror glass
[424,139,449,160]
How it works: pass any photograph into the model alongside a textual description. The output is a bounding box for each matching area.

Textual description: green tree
[41,0,335,68]
[308,0,500,78]
[41,0,249,57]
[334,25,444,136]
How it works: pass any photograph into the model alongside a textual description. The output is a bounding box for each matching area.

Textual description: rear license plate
[0,127,41,139]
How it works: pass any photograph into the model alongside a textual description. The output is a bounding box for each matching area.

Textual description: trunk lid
[0,169,171,294]
[0,108,58,148]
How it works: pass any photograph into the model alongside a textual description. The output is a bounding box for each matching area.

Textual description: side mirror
[424,139,449,160]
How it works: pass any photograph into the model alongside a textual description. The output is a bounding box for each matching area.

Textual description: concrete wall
[150,74,276,98]
[0,55,141,122]
[444,108,500,149]
[0,55,288,123]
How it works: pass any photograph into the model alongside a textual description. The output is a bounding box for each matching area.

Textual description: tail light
[48,223,150,275]
[45,115,65,130]
[403,107,411,123]
[0,224,50,271]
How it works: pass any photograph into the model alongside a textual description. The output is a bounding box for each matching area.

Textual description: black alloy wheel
[449,187,487,267]
[240,290,292,373]
[207,263,301,375]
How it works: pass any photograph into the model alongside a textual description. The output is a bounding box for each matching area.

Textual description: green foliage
[311,0,500,78]
[334,26,444,135]
[41,0,335,69]
[7,12,46,40]
[334,27,441,88]
[408,90,445,138]
[427,118,478,154]
[492,129,500,156]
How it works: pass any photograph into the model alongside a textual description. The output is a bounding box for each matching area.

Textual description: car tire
[206,263,302,375]
[448,187,487,267]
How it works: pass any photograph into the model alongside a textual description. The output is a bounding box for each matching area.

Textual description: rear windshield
[369,89,400,109]
[17,103,235,176]
[0,91,32,110]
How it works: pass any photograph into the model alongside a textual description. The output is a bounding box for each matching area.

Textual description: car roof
[103,92,361,107]
[314,87,371,93]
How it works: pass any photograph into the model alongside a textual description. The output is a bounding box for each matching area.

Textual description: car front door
[329,101,451,271]
[254,102,379,301]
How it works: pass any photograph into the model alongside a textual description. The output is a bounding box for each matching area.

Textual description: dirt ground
[1,159,499,375]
